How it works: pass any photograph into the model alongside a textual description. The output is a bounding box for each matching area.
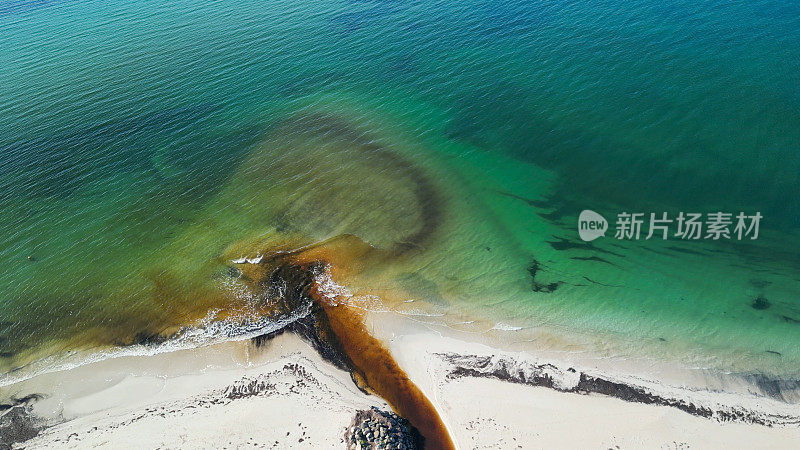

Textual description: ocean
[1,0,798,386]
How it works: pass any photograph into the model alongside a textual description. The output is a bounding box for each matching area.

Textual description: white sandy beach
[11,333,385,449]
[3,311,799,449]
[375,315,800,449]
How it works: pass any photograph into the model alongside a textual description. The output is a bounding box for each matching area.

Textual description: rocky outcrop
[345,407,423,450]
[0,400,44,450]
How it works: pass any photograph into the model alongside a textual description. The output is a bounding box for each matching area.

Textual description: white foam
[492,322,524,331]
[246,255,263,264]
[0,277,309,388]
[231,254,264,264]
[397,308,445,317]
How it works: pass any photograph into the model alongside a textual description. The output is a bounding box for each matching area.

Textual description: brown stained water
[0,102,450,371]
[2,90,799,403]
[231,238,456,450]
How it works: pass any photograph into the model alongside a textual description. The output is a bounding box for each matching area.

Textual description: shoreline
[382,322,800,425]
[3,309,799,448]
[5,334,388,449]
[4,300,799,409]
[2,247,799,448]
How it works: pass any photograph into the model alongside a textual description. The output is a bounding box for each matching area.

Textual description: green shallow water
[0,0,799,383]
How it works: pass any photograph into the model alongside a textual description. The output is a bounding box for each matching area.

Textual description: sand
[12,334,385,449]
[5,312,800,449]
[376,318,800,449]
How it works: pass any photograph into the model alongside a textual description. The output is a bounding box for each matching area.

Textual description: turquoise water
[1,0,799,385]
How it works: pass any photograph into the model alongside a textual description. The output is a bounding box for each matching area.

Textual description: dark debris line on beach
[438,353,800,427]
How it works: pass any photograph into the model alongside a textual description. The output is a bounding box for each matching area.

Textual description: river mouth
[239,237,455,450]
[1,99,799,403]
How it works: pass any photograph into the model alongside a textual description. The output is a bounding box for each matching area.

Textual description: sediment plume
[0,108,445,372]
[1,109,455,448]
[284,111,443,257]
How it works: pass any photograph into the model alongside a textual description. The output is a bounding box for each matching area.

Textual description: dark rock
[527,259,563,293]
[132,330,168,347]
[250,262,358,377]
[751,295,771,310]
[344,407,422,450]
[0,405,44,449]
[0,393,43,412]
